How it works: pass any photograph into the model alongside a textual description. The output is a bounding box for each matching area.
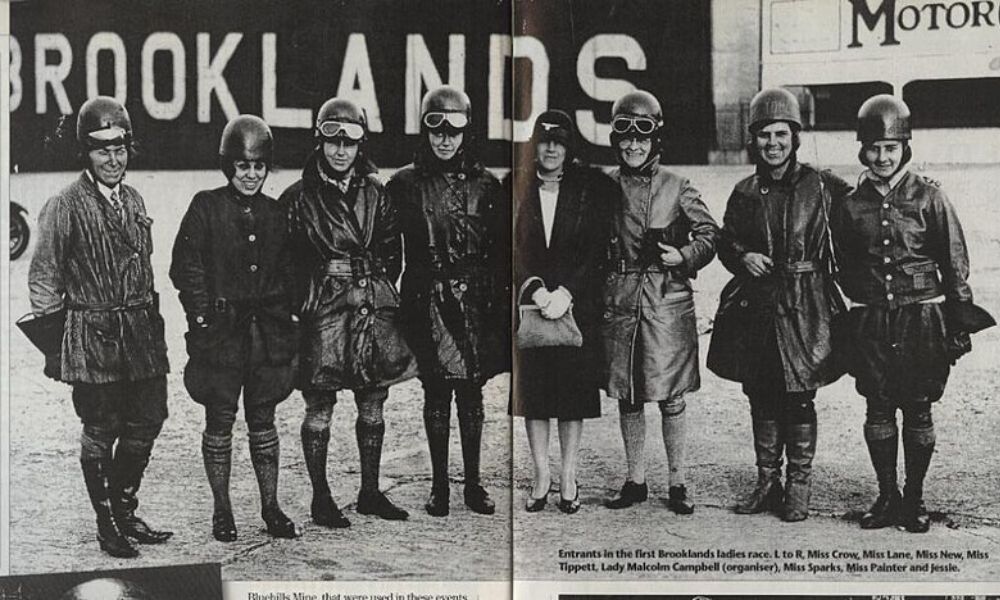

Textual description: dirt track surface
[7,170,511,581]
[7,164,1000,583]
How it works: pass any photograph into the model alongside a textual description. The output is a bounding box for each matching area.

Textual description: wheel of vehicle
[10,207,30,259]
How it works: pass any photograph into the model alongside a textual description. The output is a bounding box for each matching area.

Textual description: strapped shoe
[558,482,581,515]
[604,480,648,509]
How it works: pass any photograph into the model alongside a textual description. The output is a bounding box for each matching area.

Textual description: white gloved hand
[541,287,572,319]
[531,287,552,308]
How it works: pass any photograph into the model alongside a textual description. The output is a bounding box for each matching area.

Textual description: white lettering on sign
[261,32,312,129]
[404,34,466,134]
[197,32,242,123]
[10,35,22,112]
[141,32,186,120]
[575,34,646,147]
[35,33,73,115]
[512,35,549,143]
[336,34,383,133]
[488,33,512,141]
[86,32,127,103]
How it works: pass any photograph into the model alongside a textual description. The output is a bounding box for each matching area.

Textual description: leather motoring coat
[280,153,417,391]
[602,160,718,405]
[831,171,972,309]
[387,149,510,384]
[169,185,299,369]
[830,170,980,402]
[707,162,852,392]
[29,172,169,384]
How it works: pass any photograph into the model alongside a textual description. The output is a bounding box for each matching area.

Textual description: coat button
[881,220,888,227]
[360,306,370,316]
[760,186,769,195]
[249,264,259,272]
[459,282,468,292]
[457,173,466,180]
[886,293,894,301]
[882,203,890,209]
[883,256,891,264]
[358,278,368,288]
[248,234,257,242]
[195,315,205,324]
[885,274,893,281]
[251,315,258,323]
[739,299,749,308]
[882,239,890,246]
[244,206,252,214]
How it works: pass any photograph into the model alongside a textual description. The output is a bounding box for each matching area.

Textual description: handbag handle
[517,276,546,306]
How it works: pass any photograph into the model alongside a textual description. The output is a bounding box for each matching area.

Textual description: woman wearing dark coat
[511,110,616,514]
[280,98,418,527]
[707,89,851,522]
[171,115,301,541]
[387,86,509,517]
[600,91,719,514]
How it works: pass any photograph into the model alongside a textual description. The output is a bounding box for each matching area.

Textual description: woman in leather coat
[387,86,509,517]
[281,98,418,527]
[600,91,719,514]
[171,115,300,540]
[707,89,852,522]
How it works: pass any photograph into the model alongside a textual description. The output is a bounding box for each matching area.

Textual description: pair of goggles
[85,126,129,147]
[611,115,659,136]
[317,120,365,141]
[423,111,469,130]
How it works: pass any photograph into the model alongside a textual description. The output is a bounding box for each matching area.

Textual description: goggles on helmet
[317,120,365,141]
[611,115,658,136]
[422,111,469,130]
[85,126,129,147]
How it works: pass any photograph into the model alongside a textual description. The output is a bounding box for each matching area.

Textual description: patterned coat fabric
[29,172,169,384]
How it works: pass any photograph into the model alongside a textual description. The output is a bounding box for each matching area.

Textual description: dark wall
[10,0,713,171]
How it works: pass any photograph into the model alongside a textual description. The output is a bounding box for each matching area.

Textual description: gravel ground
[7,164,1000,583]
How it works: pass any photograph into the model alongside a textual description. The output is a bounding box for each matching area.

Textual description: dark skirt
[842,302,950,403]
[511,332,601,420]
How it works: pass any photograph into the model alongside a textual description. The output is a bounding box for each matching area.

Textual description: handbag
[515,276,583,349]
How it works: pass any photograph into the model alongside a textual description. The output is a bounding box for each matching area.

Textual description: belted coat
[387,150,510,384]
[280,154,417,391]
[169,185,299,370]
[29,172,169,384]
[707,162,852,392]
[602,160,718,405]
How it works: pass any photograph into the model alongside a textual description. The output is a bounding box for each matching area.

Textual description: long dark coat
[169,185,299,369]
[387,150,509,384]
[280,154,417,391]
[602,161,719,405]
[510,162,616,418]
[708,163,852,392]
[29,172,169,384]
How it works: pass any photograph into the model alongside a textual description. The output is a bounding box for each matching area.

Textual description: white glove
[531,287,552,308]
[541,287,572,319]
